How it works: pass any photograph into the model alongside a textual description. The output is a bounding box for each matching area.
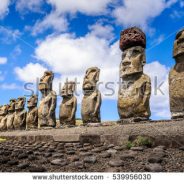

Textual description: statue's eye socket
[132,50,140,56]
[122,53,126,59]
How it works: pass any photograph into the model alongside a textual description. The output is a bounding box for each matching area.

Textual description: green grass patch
[0,138,6,142]
[126,136,152,149]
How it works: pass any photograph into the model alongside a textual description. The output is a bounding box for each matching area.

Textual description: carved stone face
[0,105,9,116]
[15,97,25,110]
[39,71,54,91]
[8,99,16,112]
[120,46,145,78]
[27,95,38,108]
[83,67,100,92]
[173,29,184,61]
[61,82,75,97]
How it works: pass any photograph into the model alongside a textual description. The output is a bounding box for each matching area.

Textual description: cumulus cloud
[31,0,113,35]
[15,62,47,83]
[144,61,170,119]
[47,0,113,15]
[31,12,68,35]
[16,0,43,13]
[0,0,10,19]
[0,57,7,64]
[0,26,21,44]
[113,0,177,30]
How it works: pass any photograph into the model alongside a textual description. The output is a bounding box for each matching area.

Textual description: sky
[0,0,183,121]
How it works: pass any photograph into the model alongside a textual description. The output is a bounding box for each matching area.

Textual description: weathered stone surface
[109,159,124,167]
[6,99,16,130]
[17,163,30,169]
[73,161,85,169]
[79,152,93,157]
[51,159,68,166]
[59,81,77,126]
[145,163,163,172]
[79,134,101,145]
[169,28,184,119]
[13,97,27,130]
[131,146,144,151]
[0,105,8,131]
[118,27,151,120]
[100,152,111,158]
[107,149,117,156]
[7,160,19,166]
[26,95,38,130]
[83,156,97,164]
[120,151,136,160]
[38,71,57,128]
[81,67,101,124]
[29,166,47,172]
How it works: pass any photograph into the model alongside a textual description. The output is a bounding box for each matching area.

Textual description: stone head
[15,97,25,110]
[0,105,9,116]
[27,95,38,108]
[83,67,100,92]
[119,27,146,78]
[173,28,184,62]
[61,81,76,97]
[8,99,16,112]
[39,71,54,92]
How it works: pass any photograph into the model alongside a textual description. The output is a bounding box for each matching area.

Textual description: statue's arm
[49,93,57,115]
[70,97,77,120]
[94,91,101,114]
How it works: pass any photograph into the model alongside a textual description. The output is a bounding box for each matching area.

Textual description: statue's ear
[95,69,100,82]
[142,51,146,66]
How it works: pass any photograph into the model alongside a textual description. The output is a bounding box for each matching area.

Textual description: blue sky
[0,0,183,120]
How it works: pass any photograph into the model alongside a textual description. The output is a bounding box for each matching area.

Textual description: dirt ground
[0,139,183,172]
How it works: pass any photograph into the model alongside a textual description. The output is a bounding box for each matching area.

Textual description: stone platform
[0,119,184,147]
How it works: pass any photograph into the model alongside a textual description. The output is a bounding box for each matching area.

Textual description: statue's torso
[169,67,184,113]
[26,107,38,129]
[81,90,101,123]
[0,115,7,130]
[60,97,76,120]
[6,112,15,129]
[13,110,26,129]
[118,74,151,118]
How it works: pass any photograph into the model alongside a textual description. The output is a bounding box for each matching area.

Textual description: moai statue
[118,27,151,121]
[81,67,101,124]
[59,81,77,126]
[0,105,9,131]
[38,71,57,128]
[7,99,16,130]
[14,97,27,130]
[26,95,38,129]
[169,28,184,119]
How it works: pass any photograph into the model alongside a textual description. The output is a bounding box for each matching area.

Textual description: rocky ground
[0,139,184,172]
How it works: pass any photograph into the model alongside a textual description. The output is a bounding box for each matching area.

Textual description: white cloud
[144,61,170,119]
[0,83,22,90]
[88,23,114,41]
[0,26,21,44]
[11,45,22,58]
[31,0,113,35]
[113,0,177,30]
[15,62,47,83]
[31,12,68,35]
[16,0,43,13]
[47,0,112,15]
[0,57,7,64]
[0,0,10,19]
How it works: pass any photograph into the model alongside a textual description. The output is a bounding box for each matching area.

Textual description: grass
[126,136,153,149]
[0,138,6,142]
